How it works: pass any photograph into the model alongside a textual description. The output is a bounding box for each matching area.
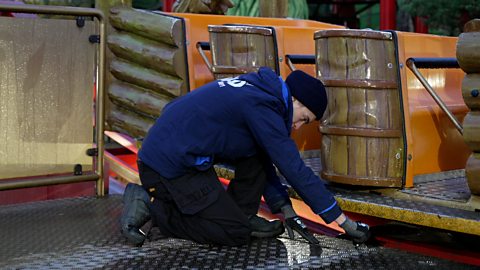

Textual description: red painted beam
[415,16,429,33]
[163,0,175,12]
[380,0,396,30]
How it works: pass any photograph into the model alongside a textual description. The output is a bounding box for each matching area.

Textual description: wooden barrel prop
[208,25,278,79]
[315,29,404,187]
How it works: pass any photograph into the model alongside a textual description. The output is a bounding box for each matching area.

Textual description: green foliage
[398,0,480,36]
[227,0,309,19]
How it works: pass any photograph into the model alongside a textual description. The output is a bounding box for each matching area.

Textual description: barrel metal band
[314,30,392,40]
[321,172,402,187]
[319,125,402,138]
[208,25,272,36]
[212,65,260,74]
[321,79,397,89]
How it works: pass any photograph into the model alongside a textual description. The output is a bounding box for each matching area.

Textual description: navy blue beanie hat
[285,70,328,120]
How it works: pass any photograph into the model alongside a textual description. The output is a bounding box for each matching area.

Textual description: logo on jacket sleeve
[217,77,252,88]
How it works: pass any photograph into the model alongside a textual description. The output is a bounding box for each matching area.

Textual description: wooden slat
[231,32,248,67]
[325,36,348,176]
[367,39,389,178]
[346,37,367,178]
[210,32,233,73]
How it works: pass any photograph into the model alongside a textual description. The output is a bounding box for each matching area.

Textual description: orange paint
[396,32,470,186]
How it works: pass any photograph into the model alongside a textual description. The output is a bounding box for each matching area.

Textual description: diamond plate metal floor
[0,196,477,269]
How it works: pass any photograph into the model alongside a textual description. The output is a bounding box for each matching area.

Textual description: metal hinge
[86,148,98,156]
[89,35,100,43]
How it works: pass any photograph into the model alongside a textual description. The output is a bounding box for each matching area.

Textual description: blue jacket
[139,67,342,223]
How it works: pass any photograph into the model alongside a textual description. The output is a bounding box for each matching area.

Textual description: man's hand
[339,217,371,245]
[284,216,320,245]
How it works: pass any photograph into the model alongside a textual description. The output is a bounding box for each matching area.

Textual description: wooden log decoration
[466,153,480,195]
[107,33,183,77]
[315,29,404,187]
[457,19,480,196]
[464,18,480,32]
[209,25,278,79]
[107,105,155,138]
[463,111,480,152]
[110,58,184,98]
[462,73,480,110]
[259,0,288,18]
[109,7,183,47]
[457,19,480,73]
[105,7,190,139]
[108,80,173,119]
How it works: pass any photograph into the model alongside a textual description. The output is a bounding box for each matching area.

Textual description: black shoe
[120,183,151,246]
[285,216,320,245]
[249,215,285,238]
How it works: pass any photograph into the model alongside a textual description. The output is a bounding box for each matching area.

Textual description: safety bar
[406,57,463,134]
[0,4,106,195]
[285,54,315,71]
[407,57,459,69]
[196,41,213,73]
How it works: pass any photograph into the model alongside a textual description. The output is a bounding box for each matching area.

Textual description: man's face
[292,99,316,130]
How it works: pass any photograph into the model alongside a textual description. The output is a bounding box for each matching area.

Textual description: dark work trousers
[226,154,269,216]
[137,156,268,246]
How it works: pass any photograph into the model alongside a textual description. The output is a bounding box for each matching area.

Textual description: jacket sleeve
[245,102,342,223]
[262,157,291,214]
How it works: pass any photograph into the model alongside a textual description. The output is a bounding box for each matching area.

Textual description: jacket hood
[239,67,293,134]
[239,67,285,104]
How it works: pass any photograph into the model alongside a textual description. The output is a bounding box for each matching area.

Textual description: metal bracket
[406,57,463,135]
[86,148,98,157]
[196,41,212,73]
[89,35,100,43]
[76,16,85,28]
[74,164,83,175]
[285,54,315,72]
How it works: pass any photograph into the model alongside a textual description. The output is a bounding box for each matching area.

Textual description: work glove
[339,217,371,245]
[284,216,320,245]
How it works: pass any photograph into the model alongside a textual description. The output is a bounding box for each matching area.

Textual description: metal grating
[302,157,472,203]
[332,187,480,221]
[0,195,476,269]
[403,170,471,202]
